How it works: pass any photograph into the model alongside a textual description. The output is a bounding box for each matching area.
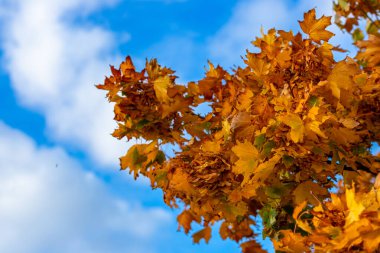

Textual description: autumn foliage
[97,1,380,252]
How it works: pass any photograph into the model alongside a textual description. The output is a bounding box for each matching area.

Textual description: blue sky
[0,0,374,253]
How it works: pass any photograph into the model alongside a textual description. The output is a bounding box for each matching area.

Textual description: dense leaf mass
[98,3,380,252]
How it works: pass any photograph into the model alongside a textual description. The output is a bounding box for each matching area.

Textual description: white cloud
[207,0,355,67]
[208,0,289,67]
[0,0,128,167]
[0,121,172,253]
[131,0,187,3]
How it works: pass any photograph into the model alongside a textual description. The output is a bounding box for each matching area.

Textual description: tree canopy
[97,1,380,252]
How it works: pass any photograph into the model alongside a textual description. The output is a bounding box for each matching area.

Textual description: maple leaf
[120,56,135,74]
[251,154,281,184]
[273,230,310,252]
[345,186,365,226]
[293,181,328,205]
[201,140,221,153]
[240,240,267,253]
[245,56,271,80]
[192,227,211,243]
[299,9,334,42]
[327,61,358,99]
[293,201,307,220]
[120,144,148,178]
[363,229,380,252]
[232,140,260,184]
[279,113,304,143]
[154,75,171,103]
[177,210,200,234]
[169,169,194,193]
[292,201,313,233]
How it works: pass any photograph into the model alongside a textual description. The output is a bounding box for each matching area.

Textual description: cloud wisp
[207,0,354,68]
[1,0,128,167]
[0,121,172,253]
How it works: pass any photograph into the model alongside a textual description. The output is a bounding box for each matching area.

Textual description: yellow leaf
[245,56,270,79]
[375,173,380,189]
[293,201,307,220]
[332,218,370,250]
[154,75,171,103]
[202,140,221,153]
[273,230,310,253]
[251,154,281,184]
[222,120,231,139]
[307,121,327,139]
[299,9,334,42]
[307,106,319,120]
[293,201,313,233]
[317,42,334,66]
[297,219,313,234]
[280,113,304,143]
[232,140,259,184]
[216,119,231,141]
[145,140,159,163]
[327,61,358,99]
[120,144,149,177]
[339,118,359,129]
[236,89,253,111]
[330,193,344,210]
[363,229,380,252]
[222,202,248,220]
[345,187,365,226]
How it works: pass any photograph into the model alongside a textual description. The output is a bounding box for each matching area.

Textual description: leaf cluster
[97,5,380,253]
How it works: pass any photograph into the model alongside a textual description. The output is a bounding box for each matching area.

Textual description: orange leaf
[299,9,334,42]
[192,226,211,244]
[177,210,199,234]
[240,240,267,253]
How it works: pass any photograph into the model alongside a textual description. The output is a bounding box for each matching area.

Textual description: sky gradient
[0,0,377,252]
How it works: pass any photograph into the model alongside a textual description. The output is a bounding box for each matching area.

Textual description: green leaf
[366,21,378,35]
[312,146,323,155]
[266,186,283,199]
[155,150,166,164]
[307,95,319,107]
[260,205,277,228]
[352,28,364,42]
[136,119,150,129]
[262,140,276,158]
[132,147,147,166]
[338,0,349,11]
[154,171,168,184]
[282,155,294,168]
[236,215,245,223]
[254,134,266,149]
